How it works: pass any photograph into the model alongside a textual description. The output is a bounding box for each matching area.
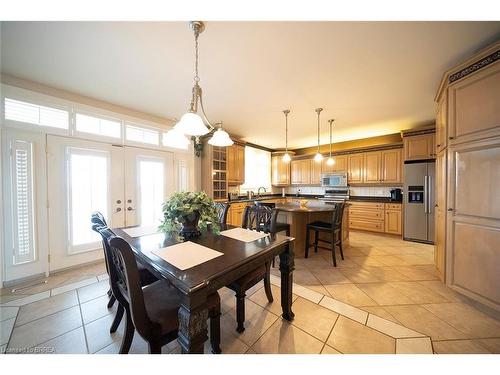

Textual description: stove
[318,188,350,203]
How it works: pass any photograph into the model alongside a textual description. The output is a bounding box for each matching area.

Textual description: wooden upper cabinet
[448,62,500,143]
[291,159,311,185]
[322,155,347,173]
[404,133,436,161]
[310,159,322,184]
[347,153,364,184]
[381,148,402,184]
[364,151,382,183]
[271,155,290,186]
[436,94,448,153]
[227,144,245,185]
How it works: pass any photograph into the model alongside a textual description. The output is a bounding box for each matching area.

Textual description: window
[67,148,109,253]
[11,140,36,264]
[240,146,272,192]
[162,129,190,150]
[4,98,69,129]
[138,158,164,226]
[125,124,159,145]
[75,113,121,138]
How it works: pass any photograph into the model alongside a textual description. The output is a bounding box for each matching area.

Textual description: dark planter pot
[180,211,201,239]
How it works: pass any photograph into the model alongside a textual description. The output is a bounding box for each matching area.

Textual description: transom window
[4,97,69,129]
[75,113,121,138]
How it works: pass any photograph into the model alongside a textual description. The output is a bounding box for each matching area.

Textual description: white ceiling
[1,21,499,148]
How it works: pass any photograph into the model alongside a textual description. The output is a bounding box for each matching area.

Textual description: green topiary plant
[159,191,220,241]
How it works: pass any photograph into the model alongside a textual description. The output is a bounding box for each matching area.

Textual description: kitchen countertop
[227,194,401,204]
[275,203,336,213]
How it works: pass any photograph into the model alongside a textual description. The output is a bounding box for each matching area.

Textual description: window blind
[5,97,69,129]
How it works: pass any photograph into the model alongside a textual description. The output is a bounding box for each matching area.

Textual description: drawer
[229,202,247,210]
[385,203,402,211]
[349,208,384,221]
[349,201,385,209]
[349,219,385,233]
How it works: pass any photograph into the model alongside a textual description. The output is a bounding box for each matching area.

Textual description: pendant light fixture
[326,119,335,166]
[175,21,233,147]
[282,109,292,163]
[314,108,324,162]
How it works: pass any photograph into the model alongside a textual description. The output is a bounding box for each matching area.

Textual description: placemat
[151,241,224,270]
[220,227,270,242]
[122,225,158,237]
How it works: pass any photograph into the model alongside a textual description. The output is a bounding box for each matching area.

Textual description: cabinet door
[300,159,311,184]
[291,160,303,185]
[404,134,434,161]
[333,155,348,172]
[348,153,364,184]
[310,159,322,184]
[237,145,245,184]
[385,210,402,235]
[364,151,382,183]
[381,149,402,183]
[227,145,236,184]
[436,94,447,153]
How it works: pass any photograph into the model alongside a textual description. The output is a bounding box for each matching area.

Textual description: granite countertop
[274,203,336,212]
[349,196,402,203]
[227,194,401,204]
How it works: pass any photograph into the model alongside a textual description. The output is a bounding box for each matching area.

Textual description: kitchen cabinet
[381,149,402,184]
[291,159,311,185]
[347,153,364,184]
[403,133,436,161]
[227,144,245,185]
[322,155,347,173]
[271,153,291,186]
[227,202,248,226]
[201,144,228,201]
[348,201,402,235]
[364,151,382,183]
[385,204,402,235]
[434,150,447,281]
[436,94,448,154]
[310,159,322,184]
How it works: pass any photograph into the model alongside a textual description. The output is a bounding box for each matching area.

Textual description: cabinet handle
[449,136,455,140]
[436,144,441,147]
[447,208,453,212]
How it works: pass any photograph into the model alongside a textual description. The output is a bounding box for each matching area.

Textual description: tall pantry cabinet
[434,41,500,311]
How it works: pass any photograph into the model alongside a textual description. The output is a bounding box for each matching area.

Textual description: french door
[47,135,174,271]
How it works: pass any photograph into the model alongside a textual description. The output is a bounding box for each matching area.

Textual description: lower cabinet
[227,202,248,226]
[348,201,402,235]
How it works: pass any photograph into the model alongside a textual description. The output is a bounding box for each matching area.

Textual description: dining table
[112,224,295,354]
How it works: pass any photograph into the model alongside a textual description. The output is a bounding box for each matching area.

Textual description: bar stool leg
[305,227,310,258]
[314,230,319,253]
[331,231,337,267]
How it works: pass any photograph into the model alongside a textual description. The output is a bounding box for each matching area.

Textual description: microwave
[321,172,348,188]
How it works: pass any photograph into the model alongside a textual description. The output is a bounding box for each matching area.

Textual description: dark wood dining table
[112,224,295,354]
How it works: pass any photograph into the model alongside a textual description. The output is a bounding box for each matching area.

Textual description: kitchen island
[275,202,349,258]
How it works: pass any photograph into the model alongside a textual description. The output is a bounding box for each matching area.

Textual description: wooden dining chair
[227,205,278,333]
[107,235,222,354]
[304,202,346,267]
[214,202,230,225]
[91,212,158,309]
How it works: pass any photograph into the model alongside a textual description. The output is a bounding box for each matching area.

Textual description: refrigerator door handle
[423,175,428,214]
[427,175,432,214]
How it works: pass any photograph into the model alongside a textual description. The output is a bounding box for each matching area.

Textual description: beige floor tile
[388,282,451,304]
[390,266,439,281]
[219,287,237,314]
[310,268,351,285]
[249,284,298,316]
[34,327,88,354]
[289,297,339,341]
[340,267,382,283]
[51,277,97,296]
[361,306,400,323]
[422,303,500,338]
[1,291,51,307]
[321,344,341,354]
[358,247,390,256]
[0,306,19,322]
[226,299,278,347]
[77,280,110,303]
[1,318,15,345]
[80,294,118,324]
[327,316,395,354]
[15,290,78,326]
[84,313,124,353]
[366,314,425,338]
[356,283,414,305]
[417,281,465,303]
[396,337,433,354]
[1,344,6,354]
[384,305,467,340]
[324,284,378,307]
[475,338,500,354]
[290,283,324,304]
[305,284,332,296]
[8,305,82,349]
[206,322,249,354]
[289,269,321,286]
[97,274,109,282]
[252,319,324,354]
[361,267,410,282]
[0,294,31,305]
[349,256,386,268]
[319,296,368,324]
[245,347,257,354]
[433,339,491,354]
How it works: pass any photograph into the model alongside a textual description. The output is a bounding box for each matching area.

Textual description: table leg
[177,296,209,354]
[279,241,295,321]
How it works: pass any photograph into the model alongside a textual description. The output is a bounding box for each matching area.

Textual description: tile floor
[1,231,499,354]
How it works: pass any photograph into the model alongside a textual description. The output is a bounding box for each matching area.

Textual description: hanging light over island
[314,108,324,162]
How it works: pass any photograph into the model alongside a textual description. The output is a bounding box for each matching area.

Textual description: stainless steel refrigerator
[403,161,435,244]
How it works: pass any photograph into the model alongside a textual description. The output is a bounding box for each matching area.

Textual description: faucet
[257,187,267,197]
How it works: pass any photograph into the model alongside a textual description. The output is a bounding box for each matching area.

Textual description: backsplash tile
[285,186,398,197]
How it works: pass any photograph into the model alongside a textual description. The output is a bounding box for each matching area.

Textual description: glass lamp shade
[326,157,335,166]
[163,127,190,149]
[282,152,292,163]
[208,128,234,147]
[175,112,209,136]
[314,152,324,162]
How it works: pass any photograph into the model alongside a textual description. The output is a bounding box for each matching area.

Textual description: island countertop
[275,203,338,213]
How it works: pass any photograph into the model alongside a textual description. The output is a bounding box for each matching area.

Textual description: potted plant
[159,191,220,241]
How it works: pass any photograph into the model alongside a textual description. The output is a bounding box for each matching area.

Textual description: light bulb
[314,153,323,162]
[326,157,335,166]
[282,152,292,163]
[208,128,234,147]
[175,112,209,136]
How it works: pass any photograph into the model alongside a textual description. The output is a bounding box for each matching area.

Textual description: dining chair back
[241,205,278,234]
[214,202,230,225]
[91,211,108,227]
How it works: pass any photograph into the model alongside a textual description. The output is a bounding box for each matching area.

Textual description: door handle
[127,207,135,211]
[423,175,428,214]
[115,207,122,213]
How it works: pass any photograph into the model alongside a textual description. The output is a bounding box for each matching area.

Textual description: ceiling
[1,21,499,149]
